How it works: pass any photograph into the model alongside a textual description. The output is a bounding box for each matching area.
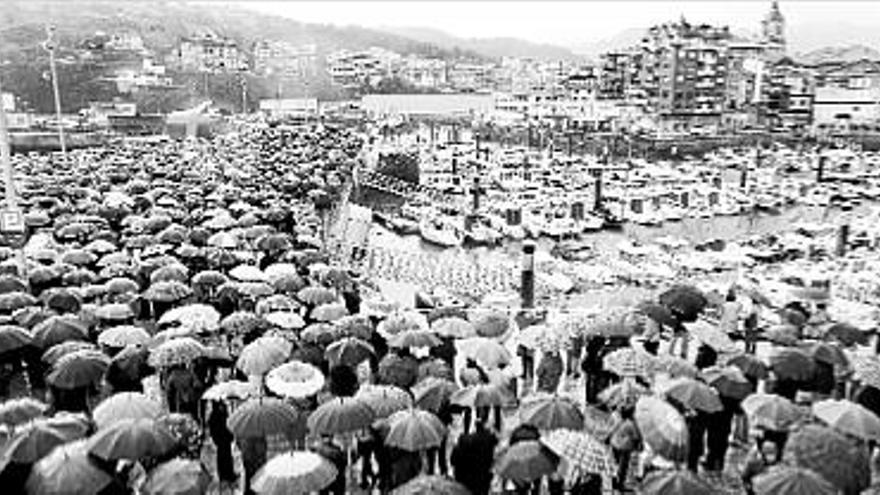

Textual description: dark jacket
[451,425,498,495]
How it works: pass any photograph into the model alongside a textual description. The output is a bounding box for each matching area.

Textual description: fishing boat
[419,215,463,248]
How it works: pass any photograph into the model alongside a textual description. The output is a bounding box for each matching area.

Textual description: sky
[237,1,880,47]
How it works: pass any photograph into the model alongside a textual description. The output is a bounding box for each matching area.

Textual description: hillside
[795,44,880,66]
[381,26,583,62]
[0,1,484,113]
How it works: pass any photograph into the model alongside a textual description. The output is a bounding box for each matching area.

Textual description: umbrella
[586,311,644,338]
[93,392,162,430]
[377,311,429,338]
[450,383,509,408]
[765,324,799,346]
[812,399,880,441]
[148,337,206,368]
[769,348,816,382]
[390,475,471,495]
[519,393,584,430]
[785,424,871,495]
[202,380,259,401]
[300,323,338,346]
[470,311,511,338]
[660,377,723,413]
[311,302,348,322]
[149,263,189,284]
[143,458,211,495]
[32,315,88,349]
[753,466,837,495]
[87,418,177,461]
[0,275,28,295]
[297,286,337,306]
[417,358,454,382]
[598,377,649,410]
[227,398,302,439]
[388,329,442,349]
[264,311,306,331]
[726,353,769,380]
[634,396,688,462]
[636,300,679,327]
[237,335,292,376]
[385,408,447,451]
[229,264,266,283]
[42,289,82,313]
[659,284,708,322]
[252,451,337,495]
[0,292,40,313]
[104,277,140,296]
[0,325,32,356]
[649,355,698,379]
[333,315,372,340]
[0,420,83,472]
[356,384,413,419]
[219,311,266,335]
[265,360,325,399]
[158,304,221,333]
[685,320,737,353]
[192,270,228,290]
[456,337,511,369]
[494,440,559,482]
[804,341,848,367]
[0,397,47,427]
[378,353,420,389]
[97,325,151,348]
[431,317,476,339]
[825,322,869,347]
[25,440,113,495]
[742,393,801,431]
[47,349,110,389]
[638,469,715,495]
[540,428,616,477]
[603,347,652,378]
[143,280,193,302]
[256,233,293,253]
[413,377,459,413]
[852,354,880,389]
[701,365,753,400]
[255,294,301,315]
[324,337,374,368]
[307,390,377,435]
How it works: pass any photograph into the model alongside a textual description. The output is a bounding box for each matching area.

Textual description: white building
[259,98,319,118]
[326,47,401,87]
[813,87,880,133]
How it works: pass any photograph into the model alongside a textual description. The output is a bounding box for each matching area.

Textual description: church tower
[761,1,786,59]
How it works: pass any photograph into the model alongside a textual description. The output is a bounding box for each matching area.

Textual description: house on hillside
[174,33,248,73]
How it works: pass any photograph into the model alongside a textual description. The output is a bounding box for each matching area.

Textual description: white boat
[419,216,462,248]
[578,213,605,232]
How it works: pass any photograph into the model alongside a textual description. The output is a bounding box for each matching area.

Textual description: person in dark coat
[684,409,708,472]
[509,424,541,495]
[429,335,457,369]
[451,420,498,495]
[239,436,267,495]
[388,445,422,490]
[208,401,236,484]
[426,400,453,476]
[704,396,739,472]
[313,437,347,495]
[164,365,201,418]
[694,344,718,370]
[536,351,563,394]
[582,337,606,404]
[328,364,359,397]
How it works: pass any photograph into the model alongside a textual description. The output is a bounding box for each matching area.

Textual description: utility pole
[44,25,66,161]
[0,78,26,277]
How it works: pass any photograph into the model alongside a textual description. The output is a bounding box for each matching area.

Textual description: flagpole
[45,24,67,161]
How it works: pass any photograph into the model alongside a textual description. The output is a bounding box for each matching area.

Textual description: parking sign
[0,210,25,234]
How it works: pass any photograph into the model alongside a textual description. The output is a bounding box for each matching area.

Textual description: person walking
[207,401,237,486]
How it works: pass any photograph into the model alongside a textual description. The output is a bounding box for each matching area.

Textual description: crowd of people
[0,119,878,495]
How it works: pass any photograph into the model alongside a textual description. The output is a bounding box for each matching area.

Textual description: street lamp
[43,24,66,161]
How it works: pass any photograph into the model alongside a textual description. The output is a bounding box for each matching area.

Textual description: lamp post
[44,25,66,161]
